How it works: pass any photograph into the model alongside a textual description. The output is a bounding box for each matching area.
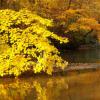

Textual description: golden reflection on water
[0,70,100,100]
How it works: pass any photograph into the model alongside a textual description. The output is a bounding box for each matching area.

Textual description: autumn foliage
[55,9,100,46]
[0,9,68,76]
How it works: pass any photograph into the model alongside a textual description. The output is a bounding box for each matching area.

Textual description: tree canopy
[0,9,68,76]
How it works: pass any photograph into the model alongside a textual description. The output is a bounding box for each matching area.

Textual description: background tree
[0,0,100,48]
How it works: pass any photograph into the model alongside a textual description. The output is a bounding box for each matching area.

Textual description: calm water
[61,47,100,63]
[0,71,100,100]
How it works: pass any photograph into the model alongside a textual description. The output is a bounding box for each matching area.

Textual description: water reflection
[0,76,68,100]
[0,71,100,100]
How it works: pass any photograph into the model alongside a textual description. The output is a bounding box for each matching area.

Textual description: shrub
[0,9,68,76]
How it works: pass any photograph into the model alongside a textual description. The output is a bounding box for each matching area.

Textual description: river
[0,70,100,100]
[61,47,100,63]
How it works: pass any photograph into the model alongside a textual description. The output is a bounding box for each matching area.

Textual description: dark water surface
[0,71,100,100]
[61,47,100,63]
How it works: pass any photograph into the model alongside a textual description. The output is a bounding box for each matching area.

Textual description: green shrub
[0,9,68,76]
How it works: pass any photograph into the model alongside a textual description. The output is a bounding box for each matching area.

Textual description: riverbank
[0,63,100,78]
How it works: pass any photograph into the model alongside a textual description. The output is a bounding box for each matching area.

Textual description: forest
[0,0,100,77]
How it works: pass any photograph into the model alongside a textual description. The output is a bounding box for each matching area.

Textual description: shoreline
[1,63,100,78]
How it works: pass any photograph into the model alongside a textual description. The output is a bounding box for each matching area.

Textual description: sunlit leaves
[0,9,68,77]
